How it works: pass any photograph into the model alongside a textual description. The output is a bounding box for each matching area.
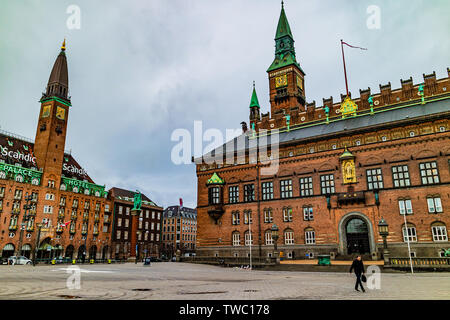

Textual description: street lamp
[33,222,43,266]
[378,218,389,264]
[271,224,279,264]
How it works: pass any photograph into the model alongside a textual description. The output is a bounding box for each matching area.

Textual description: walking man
[349,255,365,292]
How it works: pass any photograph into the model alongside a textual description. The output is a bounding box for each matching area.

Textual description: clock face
[41,105,51,118]
[275,74,288,88]
[56,106,66,120]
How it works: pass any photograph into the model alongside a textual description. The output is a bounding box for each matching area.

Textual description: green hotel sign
[0,162,42,185]
[60,177,107,197]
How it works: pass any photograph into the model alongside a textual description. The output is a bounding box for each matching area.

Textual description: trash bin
[317,255,331,266]
[143,258,151,266]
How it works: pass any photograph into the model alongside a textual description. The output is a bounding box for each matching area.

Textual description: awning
[21,244,32,250]
[3,244,14,251]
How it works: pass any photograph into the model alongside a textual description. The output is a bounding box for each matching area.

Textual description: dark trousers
[355,273,365,291]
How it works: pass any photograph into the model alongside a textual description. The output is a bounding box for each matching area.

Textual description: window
[43,206,53,214]
[398,199,413,215]
[232,211,240,225]
[280,179,293,198]
[391,165,411,188]
[244,184,255,202]
[261,182,274,200]
[118,206,123,214]
[228,186,239,203]
[117,218,122,227]
[152,211,155,219]
[432,224,448,242]
[264,208,273,223]
[299,176,313,196]
[245,232,253,246]
[366,168,384,190]
[126,207,130,215]
[303,206,313,221]
[305,228,315,244]
[265,231,273,245]
[124,219,129,227]
[124,231,128,240]
[402,225,417,242]
[244,210,252,224]
[45,193,55,201]
[320,174,335,194]
[232,232,240,246]
[427,197,443,213]
[420,161,439,185]
[283,207,293,222]
[284,230,294,245]
[208,187,220,204]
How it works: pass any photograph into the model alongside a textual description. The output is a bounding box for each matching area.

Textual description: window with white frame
[402,225,417,242]
[244,210,252,224]
[392,165,410,188]
[261,181,274,200]
[280,179,293,198]
[432,224,448,242]
[232,211,240,225]
[116,231,121,239]
[265,231,273,245]
[427,196,443,213]
[366,168,384,190]
[303,206,313,221]
[245,232,253,246]
[419,161,440,185]
[264,208,273,223]
[283,207,293,222]
[124,219,129,227]
[398,199,413,215]
[284,230,294,245]
[299,176,313,196]
[232,232,240,246]
[305,228,315,244]
[228,186,239,203]
[43,205,53,214]
[320,174,335,194]
[244,184,255,202]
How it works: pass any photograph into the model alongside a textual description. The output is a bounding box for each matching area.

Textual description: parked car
[149,257,162,262]
[8,256,32,265]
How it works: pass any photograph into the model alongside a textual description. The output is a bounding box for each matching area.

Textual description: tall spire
[249,81,260,108]
[267,2,302,73]
[41,41,70,103]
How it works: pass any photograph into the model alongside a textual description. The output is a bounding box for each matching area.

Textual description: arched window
[265,230,273,245]
[15,175,23,183]
[232,232,240,246]
[402,223,417,242]
[431,222,448,242]
[244,210,252,224]
[60,184,66,191]
[244,231,253,246]
[31,178,39,186]
[231,211,240,225]
[283,207,293,222]
[72,186,79,193]
[284,229,294,245]
[0,171,6,179]
[305,227,315,244]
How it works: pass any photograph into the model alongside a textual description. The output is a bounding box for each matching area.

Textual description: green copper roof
[339,147,354,159]
[275,3,293,40]
[267,52,302,73]
[249,84,260,108]
[207,172,225,185]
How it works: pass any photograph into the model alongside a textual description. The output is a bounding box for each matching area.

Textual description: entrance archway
[102,246,109,259]
[89,245,97,260]
[338,212,376,256]
[2,243,15,258]
[65,245,74,259]
[346,218,370,254]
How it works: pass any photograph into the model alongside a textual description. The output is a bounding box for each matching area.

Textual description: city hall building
[195,4,450,260]
[0,42,162,261]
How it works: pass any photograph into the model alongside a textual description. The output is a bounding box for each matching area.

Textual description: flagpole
[341,39,349,97]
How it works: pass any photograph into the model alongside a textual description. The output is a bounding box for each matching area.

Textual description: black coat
[349,259,365,274]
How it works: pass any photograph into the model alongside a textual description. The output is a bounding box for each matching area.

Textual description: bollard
[108,259,111,264]
[90,259,94,264]
[72,259,76,265]
[51,259,56,265]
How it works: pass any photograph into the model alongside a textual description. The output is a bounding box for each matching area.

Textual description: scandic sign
[0,145,86,176]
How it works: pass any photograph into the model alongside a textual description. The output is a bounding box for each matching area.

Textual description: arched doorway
[78,245,86,262]
[65,245,74,259]
[21,244,32,258]
[346,218,370,254]
[38,238,53,259]
[2,244,15,258]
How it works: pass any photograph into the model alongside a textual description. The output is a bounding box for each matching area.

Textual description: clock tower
[34,40,71,187]
[267,2,306,116]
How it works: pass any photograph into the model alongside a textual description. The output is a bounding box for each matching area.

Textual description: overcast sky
[0,0,449,209]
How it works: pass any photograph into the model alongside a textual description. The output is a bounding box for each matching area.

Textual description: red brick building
[195,4,450,260]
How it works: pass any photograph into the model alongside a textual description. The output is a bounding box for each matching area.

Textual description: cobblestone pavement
[0,262,448,300]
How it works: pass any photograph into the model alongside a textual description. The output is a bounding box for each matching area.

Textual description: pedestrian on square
[349,255,365,292]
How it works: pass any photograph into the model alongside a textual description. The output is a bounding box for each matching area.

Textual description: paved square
[0,262,448,300]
